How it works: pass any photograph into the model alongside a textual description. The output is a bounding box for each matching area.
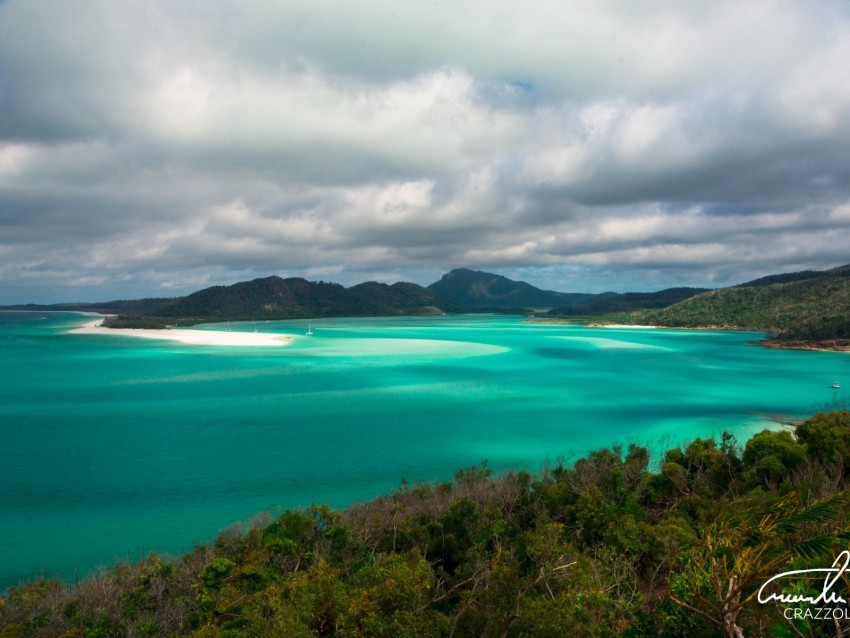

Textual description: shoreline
[756,338,850,353]
[69,318,293,347]
[63,314,850,352]
[534,317,850,352]
[591,323,657,329]
[754,412,807,428]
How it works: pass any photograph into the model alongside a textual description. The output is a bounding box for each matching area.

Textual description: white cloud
[2,0,850,302]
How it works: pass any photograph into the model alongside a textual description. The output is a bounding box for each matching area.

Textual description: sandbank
[598,324,657,329]
[70,319,292,347]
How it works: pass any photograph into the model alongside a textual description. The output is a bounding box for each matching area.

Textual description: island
[4,264,850,350]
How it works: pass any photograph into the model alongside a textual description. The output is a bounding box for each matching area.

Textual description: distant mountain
[0,298,178,315]
[153,276,464,321]
[547,287,709,316]
[427,268,600,309]
[735,264,850,288]
[7,265,850,345]
[735,270,825,288]
[633,265,850,344]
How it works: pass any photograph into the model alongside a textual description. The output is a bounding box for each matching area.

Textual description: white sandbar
[70,319,292,347]
[599,324,658,329]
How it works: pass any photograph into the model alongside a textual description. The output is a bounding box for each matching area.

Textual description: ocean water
[1,311,848,590]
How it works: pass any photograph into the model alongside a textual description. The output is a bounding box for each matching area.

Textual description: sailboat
[306,322,314,336]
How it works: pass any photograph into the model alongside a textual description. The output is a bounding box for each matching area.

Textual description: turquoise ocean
[1,311,847,591]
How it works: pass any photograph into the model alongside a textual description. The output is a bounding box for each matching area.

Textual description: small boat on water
[833,382,841,389]
[306,322,314,336]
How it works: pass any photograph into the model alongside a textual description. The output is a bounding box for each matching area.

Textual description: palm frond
[779,496,843,530]
[792,534,841,561]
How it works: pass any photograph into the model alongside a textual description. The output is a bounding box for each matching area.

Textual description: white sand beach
[599,324,658,329]
[70,319,292,347]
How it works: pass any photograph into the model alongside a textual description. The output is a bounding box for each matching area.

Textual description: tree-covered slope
[346,281,462,316]
[735,269,827,288]
[153,276,463,321]
[634,266,850,342]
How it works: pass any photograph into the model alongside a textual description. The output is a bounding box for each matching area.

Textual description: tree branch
[669,594,722,627]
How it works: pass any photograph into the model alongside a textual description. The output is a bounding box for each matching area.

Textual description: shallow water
[1,311,847,590]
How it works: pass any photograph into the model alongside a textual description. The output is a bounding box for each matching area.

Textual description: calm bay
[1,311,847,591]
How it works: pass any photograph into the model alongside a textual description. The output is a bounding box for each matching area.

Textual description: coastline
[528,318,659,328]
[535,318,850,352]
[592,323,657,329]
[755,412,807,428]
[69,318,293,347]
[757,339,850,352]
[64,314,850,352]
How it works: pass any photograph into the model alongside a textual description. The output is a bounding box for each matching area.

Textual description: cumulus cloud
[1,0,850,302]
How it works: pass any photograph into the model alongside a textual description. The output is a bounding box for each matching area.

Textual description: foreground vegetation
[3,411,850,637]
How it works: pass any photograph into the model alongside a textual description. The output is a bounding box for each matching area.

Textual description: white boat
[306,322,314,336]
[833,382,841,389]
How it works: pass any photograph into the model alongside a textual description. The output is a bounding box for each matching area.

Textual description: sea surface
[1,311,847,590]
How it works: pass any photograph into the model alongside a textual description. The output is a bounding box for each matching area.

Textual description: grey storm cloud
[2,0,850,302]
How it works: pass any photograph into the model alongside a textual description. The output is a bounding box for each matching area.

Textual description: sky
[1,0,850,303]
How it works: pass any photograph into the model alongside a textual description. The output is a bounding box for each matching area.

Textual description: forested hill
[427,268,603,309]
[5,265,850,338]
[632,264,850,344]
[152,276,465,321]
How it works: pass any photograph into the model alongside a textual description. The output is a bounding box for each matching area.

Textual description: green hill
[153,276,464,322]
[633,265,850,344]
[735,269,826,288]
[7,266,850,343]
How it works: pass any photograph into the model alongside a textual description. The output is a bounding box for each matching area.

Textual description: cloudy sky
[1,0,850,303]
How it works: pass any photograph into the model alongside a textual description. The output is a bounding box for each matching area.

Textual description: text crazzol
[758,550,850,620]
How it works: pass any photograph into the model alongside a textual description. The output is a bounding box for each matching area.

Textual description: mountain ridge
[152,276,465,321]
[426,268,602,309]
[629,265,850,346]
[4,264,850,346]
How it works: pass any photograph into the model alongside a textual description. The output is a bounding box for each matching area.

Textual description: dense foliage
[102,315,171,329]
[631,267,850,344]
[4,411,850,637]
[153,277,464,322]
